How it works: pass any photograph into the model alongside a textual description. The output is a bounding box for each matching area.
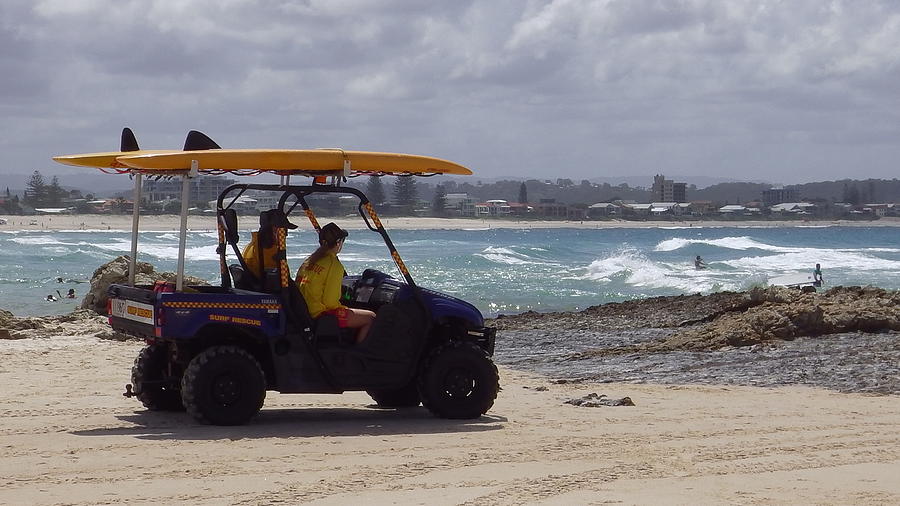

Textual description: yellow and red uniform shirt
[296,253,345,318]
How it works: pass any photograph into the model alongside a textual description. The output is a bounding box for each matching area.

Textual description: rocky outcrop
[561,286,899,360]
[81,255,208,315]
[0,308,124,341]
[667,286,900,350]
[491,291,753,331]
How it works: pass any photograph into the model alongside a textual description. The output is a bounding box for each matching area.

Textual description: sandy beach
[1,332,898,505]
[2,213,898,232]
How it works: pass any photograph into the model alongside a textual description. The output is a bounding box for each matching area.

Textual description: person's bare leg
[346,308,376,343]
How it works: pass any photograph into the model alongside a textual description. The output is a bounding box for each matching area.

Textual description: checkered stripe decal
[391,251,410,276]
[162,302,281,310]
[216,220,228,279]
[363,203,383,228]
[305,208,321,230]
[278,228,289,288]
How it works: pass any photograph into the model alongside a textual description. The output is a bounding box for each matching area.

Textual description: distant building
[475,199,511,217]
[588,202,620,218]
[770,202,815,214]
[623,203,653,217]
[650,202,682,216]
[144,176,236,203]
[445,193,475,216]
[719,205,747,215]
[762,187,800,207]
[534,199,568,218]
[651,175,687,203]
[507,202,533,216]
[687,201,715,216]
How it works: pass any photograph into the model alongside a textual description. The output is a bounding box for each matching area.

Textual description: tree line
[1,170,98,214]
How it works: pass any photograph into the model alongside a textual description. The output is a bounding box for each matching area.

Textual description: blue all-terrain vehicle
[56,129,498,425]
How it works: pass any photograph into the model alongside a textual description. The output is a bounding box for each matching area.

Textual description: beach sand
[1,334,898,504]
[2,213,898,232]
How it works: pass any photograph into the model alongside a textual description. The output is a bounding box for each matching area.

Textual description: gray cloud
[1,0,899,184]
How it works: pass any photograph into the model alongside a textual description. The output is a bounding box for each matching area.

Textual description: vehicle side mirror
[223,209,239,244]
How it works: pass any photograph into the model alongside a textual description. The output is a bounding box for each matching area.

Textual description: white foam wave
[654,236,798,253]
[9,236,65,246]
[475,246,556,266]
[581,249,744,292]
[722,250,900,272]
[93,239,134,252]
[140,244,221,261]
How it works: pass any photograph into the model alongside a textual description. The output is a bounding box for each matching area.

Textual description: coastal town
[2,170,897,222]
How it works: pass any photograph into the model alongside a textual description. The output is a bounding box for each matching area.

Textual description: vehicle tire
[418,341,499,419]
[367,382,421,408]
[131,344,184,411]
[181,345,266,425]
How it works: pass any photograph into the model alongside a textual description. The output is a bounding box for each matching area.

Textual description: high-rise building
[762,187,800,207]
[652,174,687,202]
[143,176,236,203]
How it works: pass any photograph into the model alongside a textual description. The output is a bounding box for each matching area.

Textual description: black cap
[260,209,297,230]
[319,222,348,245]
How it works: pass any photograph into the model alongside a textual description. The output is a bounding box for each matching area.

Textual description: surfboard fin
[120,127,140,152]
[183,130,221,151]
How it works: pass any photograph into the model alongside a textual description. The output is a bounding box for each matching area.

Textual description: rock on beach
[80,255,208,315]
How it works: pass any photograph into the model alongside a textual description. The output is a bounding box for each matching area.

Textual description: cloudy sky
[2,0,899,185]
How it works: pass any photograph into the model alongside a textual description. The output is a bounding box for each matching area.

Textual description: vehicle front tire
[419,342,499,419]
[181,346,266,425]
[131,344,184,411]
[367,382,421,408]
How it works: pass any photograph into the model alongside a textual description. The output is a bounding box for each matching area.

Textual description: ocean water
[1,226,899,317]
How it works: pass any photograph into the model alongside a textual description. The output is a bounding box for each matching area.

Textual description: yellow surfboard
[115,149,472,176]
[52,150,175,169]
[52,127,178,169]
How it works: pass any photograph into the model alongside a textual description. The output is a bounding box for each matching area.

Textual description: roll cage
[214,182,418,292]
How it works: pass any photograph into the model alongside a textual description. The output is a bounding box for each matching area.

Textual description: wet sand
[1,333,898,504]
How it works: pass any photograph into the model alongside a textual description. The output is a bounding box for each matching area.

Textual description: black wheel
[131,344,184,411]
[367,382,421,408]
[181,346,266,425]
[418,342,499,419]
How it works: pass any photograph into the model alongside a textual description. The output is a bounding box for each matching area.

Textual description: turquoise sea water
[2,226,899,317]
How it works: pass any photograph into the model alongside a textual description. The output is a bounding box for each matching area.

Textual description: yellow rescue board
[116,149,472,175]
[52,150,175,169]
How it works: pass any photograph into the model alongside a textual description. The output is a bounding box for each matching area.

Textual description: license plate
[110,299,155,325]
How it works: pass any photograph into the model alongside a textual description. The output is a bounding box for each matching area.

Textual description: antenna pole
[176,161,198,291]
[128,173,142,286]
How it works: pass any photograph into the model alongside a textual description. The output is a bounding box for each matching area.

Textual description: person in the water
[813,263,824,287]
[694,255,707,269]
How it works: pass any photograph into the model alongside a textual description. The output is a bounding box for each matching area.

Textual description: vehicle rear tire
[367,382,421,408]
[419,342,499,419]
[181,346,266,425]
[131,344,184,411]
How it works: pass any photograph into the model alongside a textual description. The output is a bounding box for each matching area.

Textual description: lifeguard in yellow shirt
[296,223,376,343]
[242,209,297,282]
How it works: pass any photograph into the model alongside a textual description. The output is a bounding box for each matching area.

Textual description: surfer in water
[813,263,824,287]
[694,255,707,270]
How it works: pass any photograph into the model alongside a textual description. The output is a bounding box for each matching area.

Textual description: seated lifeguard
[242,209,297,282]
[296,223,376,344]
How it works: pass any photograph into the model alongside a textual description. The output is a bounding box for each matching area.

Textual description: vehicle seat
[229,264,258,291]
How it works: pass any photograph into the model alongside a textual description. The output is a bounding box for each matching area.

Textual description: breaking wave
[654,236,798,253]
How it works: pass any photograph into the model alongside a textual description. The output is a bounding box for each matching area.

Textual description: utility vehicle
[55,129,498,425]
